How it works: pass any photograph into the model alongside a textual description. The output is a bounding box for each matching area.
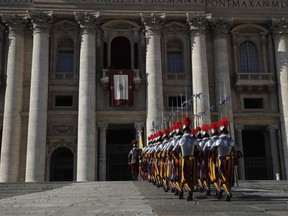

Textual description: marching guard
[198,124,212,196]
[179,117,199,201]
[211,117,243,201]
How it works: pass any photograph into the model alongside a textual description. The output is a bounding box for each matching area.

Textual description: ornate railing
[235,73,275,83]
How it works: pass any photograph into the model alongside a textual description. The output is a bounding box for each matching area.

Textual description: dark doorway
[242,129,273,180]
[111,37,131,69]
[50,147,74,181]
[106,125,135,180]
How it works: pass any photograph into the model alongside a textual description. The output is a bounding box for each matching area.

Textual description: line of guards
[140,117,243,202]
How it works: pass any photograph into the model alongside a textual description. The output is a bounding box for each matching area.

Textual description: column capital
[134,122,144,131]
[74,11,100,33]
[234,124,244,131]
[97,122,108,130]
[140,13,166,37]
[1,14,28,36]
[27,11,53,34]
[271,17,288,39]
[211,17,233,39]
[266,124,279,131]
[186,13,211,36]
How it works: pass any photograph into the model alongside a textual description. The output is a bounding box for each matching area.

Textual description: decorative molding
[186,13,211,36]
[54,20,78,34]
[266,124,279,131]
[234,123,244,131]
[27,10,53,34]
[134,122,144,130]
[272,17,288,45]
[163,21,186,34]
[47,139,76,155]
[1,14,28,36]
[140,13,166,37]
[74,11,100,31]
[98,122,108,130]
[211,17,233,39]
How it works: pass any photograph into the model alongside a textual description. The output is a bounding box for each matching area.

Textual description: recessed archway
[50,147,74,181]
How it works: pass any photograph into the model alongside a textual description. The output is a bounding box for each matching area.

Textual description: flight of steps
[0,182,72,200]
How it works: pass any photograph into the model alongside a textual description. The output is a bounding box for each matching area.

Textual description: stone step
[0,182,72,200]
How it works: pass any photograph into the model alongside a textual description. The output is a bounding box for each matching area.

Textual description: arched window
[167,40,183,73]
[239,41,259,73]
[57,36,74,73]
[111,36,131,69]
[50,147,74,181]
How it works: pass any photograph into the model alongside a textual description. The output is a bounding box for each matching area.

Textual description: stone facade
[0,0,287,181]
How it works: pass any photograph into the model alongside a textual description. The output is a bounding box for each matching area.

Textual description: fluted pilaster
[266,124,281,179]
[234,124,245,180]
[141,13,165,136]
[25,11,53,182]
[187,13,211,125]
[98,122,108,181]
[75,11,100,181]
[0,14,27,182]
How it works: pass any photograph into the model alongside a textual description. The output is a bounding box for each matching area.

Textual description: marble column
[266,124,280,179]
[140,13,165,136]
[234,124,245,180]
[272,18,288,179]
[98,122,108,181]
[25,11,53,182]
[186,13,211,125]
[0,24,4,87]
[211,18,235,137]
[0,15,27,182]
[75,11,100,181]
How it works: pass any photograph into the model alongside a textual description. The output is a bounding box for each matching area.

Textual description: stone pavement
[0,180,287,216]
[137,180,288,216]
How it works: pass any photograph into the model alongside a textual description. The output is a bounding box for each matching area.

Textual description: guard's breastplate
[199,138,209,151]
[216,136,233,156]
[179,134,197,156]
[203,139,213,152]
[171,136,182,152]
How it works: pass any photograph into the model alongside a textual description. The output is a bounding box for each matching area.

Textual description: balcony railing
[235,73,275,84]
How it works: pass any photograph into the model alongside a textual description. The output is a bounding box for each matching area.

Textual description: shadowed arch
[50,147,74,181]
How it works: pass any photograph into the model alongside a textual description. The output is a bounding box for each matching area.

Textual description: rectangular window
[55,95,73,107]
[167,52,183,73]
[58,51,74,72]
[168,96,186,107]
[244,98,263,109]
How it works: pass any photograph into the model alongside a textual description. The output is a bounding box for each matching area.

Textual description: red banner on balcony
[109,70,134,106]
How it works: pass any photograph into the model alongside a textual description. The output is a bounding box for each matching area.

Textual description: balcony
[234,72,275,93]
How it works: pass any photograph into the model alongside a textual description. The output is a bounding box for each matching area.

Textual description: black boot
[174,189,179,196]
[179,191,184,199]
[187,191,193,201]
[217,190,223,199]
[206,189,211,196]
[225,193,232,202]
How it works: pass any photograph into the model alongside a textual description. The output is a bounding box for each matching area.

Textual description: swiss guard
[170,122,183,196]
[128,139,141,181]
[211,117,243,201]
[179,117,199,201]
[198,124,211,196]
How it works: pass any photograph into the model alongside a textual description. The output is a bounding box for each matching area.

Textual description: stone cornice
[140,13,166,37]
[27,10,53,34]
